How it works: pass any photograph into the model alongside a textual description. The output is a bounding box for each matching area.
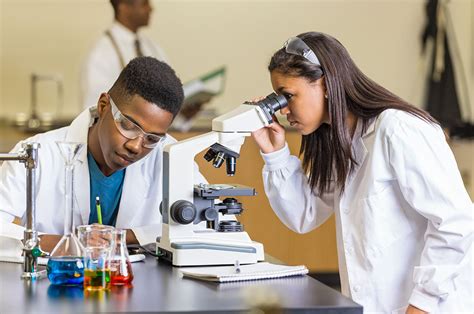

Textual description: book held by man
[182,66,226,108]
[172,66,226,131]
[180,262,308,283]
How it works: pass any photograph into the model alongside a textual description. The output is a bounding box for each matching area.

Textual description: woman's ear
[96,93,109,118]
[320,75,326,85]
[319,76,328,98]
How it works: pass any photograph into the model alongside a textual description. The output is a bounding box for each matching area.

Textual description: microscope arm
[158,94,287,265]
[164,103,267,206]
[212,104,270,133]
[162,98,285,240]
[164,132,247,211]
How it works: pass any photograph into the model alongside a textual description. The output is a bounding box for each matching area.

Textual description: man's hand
[39,229,139,252]
[126,229,138,245]
[38,234,62,253]
[406,304,428,314]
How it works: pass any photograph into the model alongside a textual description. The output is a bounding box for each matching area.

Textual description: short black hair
[110,0,129,15]
[110,56,184,117]
[110,0,121,16]
[110,0,138,17]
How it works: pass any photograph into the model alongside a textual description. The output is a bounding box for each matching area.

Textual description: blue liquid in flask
[47,257,84,285]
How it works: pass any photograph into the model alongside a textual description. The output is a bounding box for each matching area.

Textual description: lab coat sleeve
[261,143,334,234]
[0,142,28,223]
[387,119,473,312]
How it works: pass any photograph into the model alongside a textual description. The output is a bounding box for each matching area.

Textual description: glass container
[47,142,85,286]
[110,229,134,286]
[83,246,112,290]
[77,224,115,290]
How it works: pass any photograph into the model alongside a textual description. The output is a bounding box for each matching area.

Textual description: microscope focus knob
[203,208,219,221]
[223,198,241,209]
[170,200,196,224]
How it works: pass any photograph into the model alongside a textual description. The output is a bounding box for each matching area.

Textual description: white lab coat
[261,109,473,313]
[80,21,168,109]
[0,108,207,245]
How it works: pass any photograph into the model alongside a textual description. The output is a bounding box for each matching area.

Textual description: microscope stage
[194,183,256,198]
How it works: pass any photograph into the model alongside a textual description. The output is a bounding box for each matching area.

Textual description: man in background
[81,0,167,110]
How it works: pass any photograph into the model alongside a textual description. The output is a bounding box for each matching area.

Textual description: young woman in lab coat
[252,32,473,313]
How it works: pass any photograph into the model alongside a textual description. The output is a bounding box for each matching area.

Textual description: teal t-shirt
[87,152,125,226]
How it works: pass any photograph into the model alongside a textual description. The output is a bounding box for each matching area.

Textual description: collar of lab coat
[361,116,377,139]
[63,106,95,164]
[64,106,152,226]
[345,117,377,187]
[111,21,141,43]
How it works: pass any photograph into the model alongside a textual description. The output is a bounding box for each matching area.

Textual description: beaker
[77,224,115,250]
[47,142,85,286]
[77,224,115,290]
[83,246,113,291]
[110,229,134,286]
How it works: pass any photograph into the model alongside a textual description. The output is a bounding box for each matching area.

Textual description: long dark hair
[269,32,438,195]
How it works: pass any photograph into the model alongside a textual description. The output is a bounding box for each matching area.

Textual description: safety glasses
[284,37,321,67]
[109,96,165,149]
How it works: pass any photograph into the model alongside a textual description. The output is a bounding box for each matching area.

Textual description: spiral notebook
[180,262,308,283]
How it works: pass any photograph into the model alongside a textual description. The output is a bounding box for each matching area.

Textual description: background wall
[0,0,472,120]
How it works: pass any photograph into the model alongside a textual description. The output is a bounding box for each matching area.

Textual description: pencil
[96,196,103,224]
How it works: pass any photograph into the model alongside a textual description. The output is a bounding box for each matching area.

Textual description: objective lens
[226,156,236,176]
[212,152,225,168]
[203,148,217,162]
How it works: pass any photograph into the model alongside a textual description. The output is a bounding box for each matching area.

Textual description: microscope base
[156,236,264,267]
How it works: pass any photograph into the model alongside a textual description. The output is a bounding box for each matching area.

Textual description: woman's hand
[249,96,286,154]
[252,118,286,154]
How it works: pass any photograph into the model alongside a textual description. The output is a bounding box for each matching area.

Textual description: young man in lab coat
[0,56,205,251]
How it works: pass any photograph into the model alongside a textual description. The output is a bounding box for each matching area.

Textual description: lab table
[0,256,362,313]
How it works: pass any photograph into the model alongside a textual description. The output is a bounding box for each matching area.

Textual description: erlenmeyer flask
[110,229,134,286]
[47,141,85,285]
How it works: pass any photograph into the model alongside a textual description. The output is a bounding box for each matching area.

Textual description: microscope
[157,93,288,266]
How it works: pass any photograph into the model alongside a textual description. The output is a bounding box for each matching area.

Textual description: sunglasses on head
[284,37,321,67]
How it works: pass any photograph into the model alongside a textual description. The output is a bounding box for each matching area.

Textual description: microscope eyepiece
[255,93,288,124]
